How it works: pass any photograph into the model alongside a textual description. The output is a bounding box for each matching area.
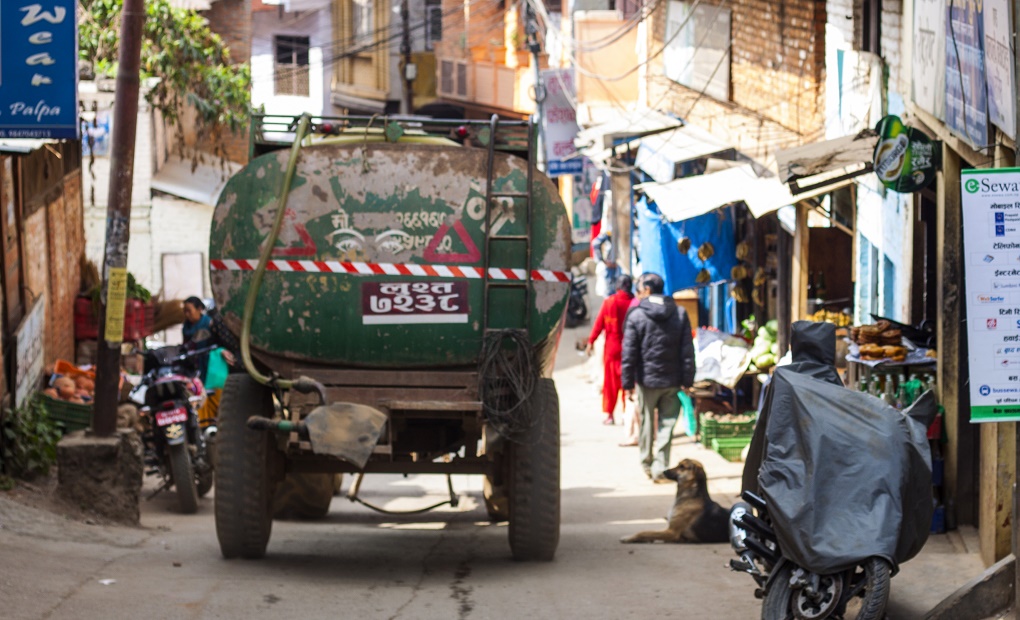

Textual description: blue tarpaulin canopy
[636,195,737,295]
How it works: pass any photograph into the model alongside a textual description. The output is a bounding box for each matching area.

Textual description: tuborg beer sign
[0,2,80,139]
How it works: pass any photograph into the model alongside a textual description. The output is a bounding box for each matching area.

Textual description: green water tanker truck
[210,114,570,561]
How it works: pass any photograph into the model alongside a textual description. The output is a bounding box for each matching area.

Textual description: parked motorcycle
[565,273,588,327]
[129,344,216,514]
[730,321,936,620]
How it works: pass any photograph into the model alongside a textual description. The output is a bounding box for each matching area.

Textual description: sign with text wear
[0,2,79,139]
[962,169,1020,422]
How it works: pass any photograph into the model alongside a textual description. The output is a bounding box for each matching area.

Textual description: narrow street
[0,322,983,620]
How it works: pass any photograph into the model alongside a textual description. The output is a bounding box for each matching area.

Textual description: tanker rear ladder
[481,114,535,335]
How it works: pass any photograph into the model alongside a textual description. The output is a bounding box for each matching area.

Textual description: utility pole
[401,0,415,114]
[91,0,146,437]
[525,0,546,172]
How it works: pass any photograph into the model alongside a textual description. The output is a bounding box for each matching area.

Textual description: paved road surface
[0,323,985,619]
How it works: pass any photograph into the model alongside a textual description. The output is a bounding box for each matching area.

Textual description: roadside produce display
[748,320,779,371]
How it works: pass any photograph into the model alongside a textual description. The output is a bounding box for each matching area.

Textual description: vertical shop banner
[962,169,1020,423]
[912,0,946,119]
[0,1,80,139]
[982,0,1015,139]
[541,69,582,177]
[945,0,988,148]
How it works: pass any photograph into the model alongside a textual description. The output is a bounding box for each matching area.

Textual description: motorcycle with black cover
[131,344,216,514]
[730,321,936,620]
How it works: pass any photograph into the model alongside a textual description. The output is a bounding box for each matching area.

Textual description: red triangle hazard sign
[424,220,481,263]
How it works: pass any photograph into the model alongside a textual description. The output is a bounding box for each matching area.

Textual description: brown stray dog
[620,459,730,544]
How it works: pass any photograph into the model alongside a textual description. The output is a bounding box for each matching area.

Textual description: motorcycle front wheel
[762,557,891,620]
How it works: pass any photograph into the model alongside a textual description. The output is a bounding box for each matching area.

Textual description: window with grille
[425,0,443,51]
[274,35,310,96]
[353,0,374,47]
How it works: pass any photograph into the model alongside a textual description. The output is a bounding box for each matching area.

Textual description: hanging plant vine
[78,0,251,166]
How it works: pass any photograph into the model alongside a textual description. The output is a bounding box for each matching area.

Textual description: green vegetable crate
[37,394,92,434]
[700,411,757,444]
[711,436,752,462]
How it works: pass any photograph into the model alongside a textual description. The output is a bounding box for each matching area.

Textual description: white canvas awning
[151,155,241,206]
[634,125,733,184]
[636,163,857,221]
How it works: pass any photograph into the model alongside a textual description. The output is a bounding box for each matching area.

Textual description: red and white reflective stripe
[210,259,570,282]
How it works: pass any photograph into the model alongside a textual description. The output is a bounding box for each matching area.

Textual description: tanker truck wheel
[215,374,279,559]
[507,378,560,561]
[272,472,338,519]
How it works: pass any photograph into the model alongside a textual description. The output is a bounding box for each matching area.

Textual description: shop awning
[151,155,241,206]
[635,163,857,221]
[634,125,734,184]
[774,129,877,194]
[575,109,683,164]
[0,139,60,154]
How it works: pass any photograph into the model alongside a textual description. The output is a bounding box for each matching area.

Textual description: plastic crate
[74,295,149,341]
[700,411,757,444]
[74,296,99,340]
[711,436,752,462]
[37,394,92,434]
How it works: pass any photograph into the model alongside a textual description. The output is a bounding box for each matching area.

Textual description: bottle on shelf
[883,375,896,406]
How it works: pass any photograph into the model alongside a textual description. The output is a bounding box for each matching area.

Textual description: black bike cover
[758,369,936,574]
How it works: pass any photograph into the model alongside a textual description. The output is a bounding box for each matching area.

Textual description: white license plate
[155,407,188,427]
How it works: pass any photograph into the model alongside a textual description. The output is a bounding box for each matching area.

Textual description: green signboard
[873,115,938,193]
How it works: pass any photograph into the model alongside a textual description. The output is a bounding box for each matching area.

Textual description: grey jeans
[636,384,682,478]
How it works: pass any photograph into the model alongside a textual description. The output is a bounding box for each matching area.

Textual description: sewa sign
[0,2,79,139]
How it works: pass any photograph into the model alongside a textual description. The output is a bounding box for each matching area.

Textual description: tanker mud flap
[247,403,387,470]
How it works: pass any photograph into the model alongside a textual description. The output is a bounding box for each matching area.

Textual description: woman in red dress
[586,274,634,426]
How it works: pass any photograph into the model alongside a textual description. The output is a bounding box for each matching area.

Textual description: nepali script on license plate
[155,407,188,427]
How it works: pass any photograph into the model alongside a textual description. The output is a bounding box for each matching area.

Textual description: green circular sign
[965,178,980,193]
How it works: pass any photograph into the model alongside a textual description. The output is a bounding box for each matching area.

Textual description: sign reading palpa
[0,1,80,139]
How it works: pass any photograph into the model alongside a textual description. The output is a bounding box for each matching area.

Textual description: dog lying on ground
[620,459,730,544]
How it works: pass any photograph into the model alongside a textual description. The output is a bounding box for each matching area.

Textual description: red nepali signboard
[361,281,468,324]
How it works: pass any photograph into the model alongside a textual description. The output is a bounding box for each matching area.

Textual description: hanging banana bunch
[752,288,764,306]
[731,286,749,303]
[731,264,749,281]
[736,241,750,261]
[697,242,715,262]
[677,237,691,254]
[753,267,767,287]
[696,268,711,284]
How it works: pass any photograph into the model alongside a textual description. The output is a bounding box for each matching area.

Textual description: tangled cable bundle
[479,329,538,442]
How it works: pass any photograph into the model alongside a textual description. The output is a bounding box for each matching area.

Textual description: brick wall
[194,0,252,163]
[203,0,252,64]
[18,146,84,366]
[44,175,85,363]
[645,0,827,160]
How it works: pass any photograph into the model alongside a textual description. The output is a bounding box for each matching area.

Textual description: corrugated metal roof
[151,155,241,206]
[774,130,877,188]
[0,139,60,154]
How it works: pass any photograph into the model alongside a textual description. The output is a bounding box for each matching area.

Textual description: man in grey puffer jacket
[621,273,696,482]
